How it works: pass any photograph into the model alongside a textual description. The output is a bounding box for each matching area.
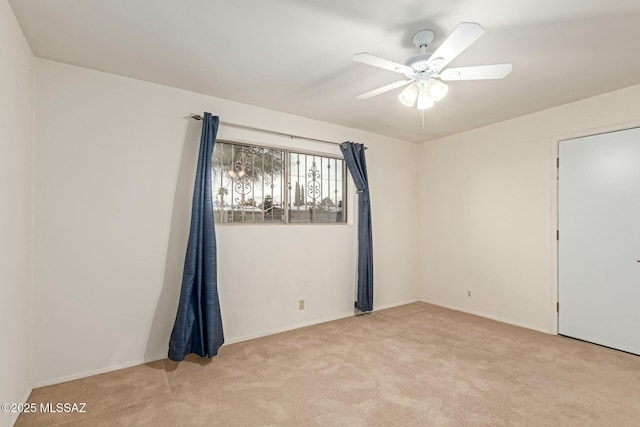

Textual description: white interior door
[559,127,640,355]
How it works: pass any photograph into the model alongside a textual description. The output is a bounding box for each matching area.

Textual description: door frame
[551,119,640,335]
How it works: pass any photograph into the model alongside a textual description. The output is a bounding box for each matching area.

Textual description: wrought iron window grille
[212,140,347,224]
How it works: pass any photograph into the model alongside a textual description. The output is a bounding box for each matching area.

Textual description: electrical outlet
[298,299,305,310]
[467,290,472,299]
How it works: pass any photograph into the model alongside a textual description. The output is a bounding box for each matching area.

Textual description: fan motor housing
[405,53,432,73]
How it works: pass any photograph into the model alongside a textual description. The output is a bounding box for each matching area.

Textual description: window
[212,142,286,223]
[212,141,346,224]
[288,152,345,223]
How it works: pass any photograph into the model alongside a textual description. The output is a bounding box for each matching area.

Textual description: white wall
[0,1,33,426]
[25,33,640,392]
[33,59,419,386]
[418,83,640,333]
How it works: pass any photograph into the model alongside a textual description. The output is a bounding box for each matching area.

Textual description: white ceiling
[9,0,640,143]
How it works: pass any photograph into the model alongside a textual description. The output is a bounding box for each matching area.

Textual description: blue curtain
[340,142,373,312]
[168,112,224,361]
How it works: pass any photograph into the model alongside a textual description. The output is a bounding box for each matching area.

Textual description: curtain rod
[190,115,366,149]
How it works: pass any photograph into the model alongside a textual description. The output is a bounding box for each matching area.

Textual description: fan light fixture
[417,86,434,110]
[398,83,419,107]
[398,78,447,110]
[426,79,448,102]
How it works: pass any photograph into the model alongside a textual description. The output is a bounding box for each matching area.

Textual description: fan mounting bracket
[412,29,435,48]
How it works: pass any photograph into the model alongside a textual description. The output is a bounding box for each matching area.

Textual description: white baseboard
[32,299,422,389]
[224,312,354,345]
[373,299,420,311]
[225,299,420,345]
[419,299,552,334]
[8,385,33,427]
[33,314,357,388]
[33,354,167,388]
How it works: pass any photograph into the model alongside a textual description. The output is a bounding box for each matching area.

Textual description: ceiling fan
[353,22,512,110]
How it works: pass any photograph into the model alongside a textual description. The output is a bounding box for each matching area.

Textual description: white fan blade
[356,80,412,99]
[427,22,486,72]
[439,64,512,81]
[353,52,413,74]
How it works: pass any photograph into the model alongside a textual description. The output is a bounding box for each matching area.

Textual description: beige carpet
[16,302,640,426]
